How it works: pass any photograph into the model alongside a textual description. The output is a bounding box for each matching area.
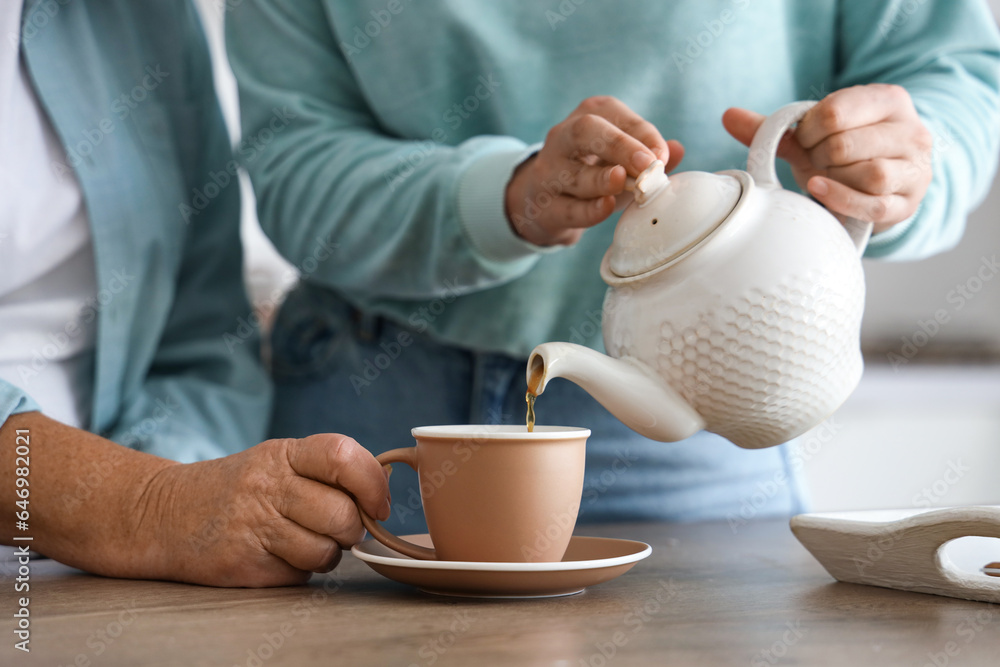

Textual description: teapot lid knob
[628,160,670,206]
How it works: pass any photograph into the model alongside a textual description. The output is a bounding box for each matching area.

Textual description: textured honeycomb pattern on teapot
[611,269,863,449]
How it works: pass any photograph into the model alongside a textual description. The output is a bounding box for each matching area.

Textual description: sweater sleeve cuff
[457,142,559,264]
[1,381,41,427]
[863,204,921,258]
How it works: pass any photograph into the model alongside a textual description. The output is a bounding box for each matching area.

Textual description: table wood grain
[3,519,999,666]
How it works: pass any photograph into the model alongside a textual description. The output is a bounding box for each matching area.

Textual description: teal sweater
[227,0,1000,359]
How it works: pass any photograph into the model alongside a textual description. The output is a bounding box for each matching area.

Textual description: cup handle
[746,100,873,256]
[358,447,437,560]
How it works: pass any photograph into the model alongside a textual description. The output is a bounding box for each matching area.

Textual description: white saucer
[352,534,651,598]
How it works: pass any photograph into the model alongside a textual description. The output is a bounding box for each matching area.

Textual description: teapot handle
[747,100,874,256]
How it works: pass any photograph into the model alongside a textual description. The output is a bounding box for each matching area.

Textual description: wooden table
[3,519,999,666]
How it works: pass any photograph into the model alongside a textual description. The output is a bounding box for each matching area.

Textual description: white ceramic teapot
[527,101,873,449]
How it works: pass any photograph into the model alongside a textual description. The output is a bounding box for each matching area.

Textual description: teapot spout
[527,343,705,443]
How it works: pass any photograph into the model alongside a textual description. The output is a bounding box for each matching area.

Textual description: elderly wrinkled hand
[139,434,391,587]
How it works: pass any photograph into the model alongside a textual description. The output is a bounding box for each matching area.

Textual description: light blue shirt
[228,0,1000,359]
[0,0,271,462]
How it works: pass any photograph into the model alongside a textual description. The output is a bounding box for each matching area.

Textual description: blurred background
[195,0,1000,514]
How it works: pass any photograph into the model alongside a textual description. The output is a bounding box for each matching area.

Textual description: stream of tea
[525,391,536,432]
[526,365,542,432]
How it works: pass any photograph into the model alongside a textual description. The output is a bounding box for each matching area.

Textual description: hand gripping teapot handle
[746,100,874,256]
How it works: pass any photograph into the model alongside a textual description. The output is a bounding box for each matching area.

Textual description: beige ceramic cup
[358,425,589,563]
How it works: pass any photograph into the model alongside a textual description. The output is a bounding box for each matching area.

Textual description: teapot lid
[608,165,742,278]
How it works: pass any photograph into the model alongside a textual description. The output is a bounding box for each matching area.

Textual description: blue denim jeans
[269,283,806,535]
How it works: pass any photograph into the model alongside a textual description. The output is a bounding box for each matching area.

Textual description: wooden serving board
[791,506,1000,604]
